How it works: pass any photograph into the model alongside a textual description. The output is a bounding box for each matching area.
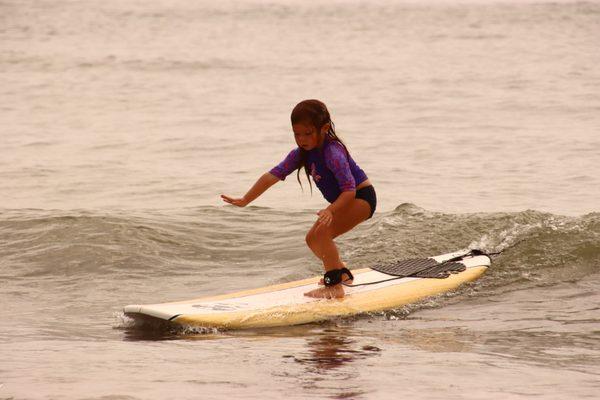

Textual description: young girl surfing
[221,99,376,299]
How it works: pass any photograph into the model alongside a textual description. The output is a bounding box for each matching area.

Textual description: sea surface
[1,0,599,399]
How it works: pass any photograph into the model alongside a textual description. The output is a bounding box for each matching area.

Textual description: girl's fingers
[221,195,248,208]
[221,195,238,204]
[317,215,332,226]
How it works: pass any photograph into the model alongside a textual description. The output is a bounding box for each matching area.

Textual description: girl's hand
[317,208,334,227]
[221,194,249,207]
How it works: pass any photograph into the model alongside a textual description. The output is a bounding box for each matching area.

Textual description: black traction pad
[371,257,466,279]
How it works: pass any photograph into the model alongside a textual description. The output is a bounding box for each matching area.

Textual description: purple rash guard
[269,138,368,203]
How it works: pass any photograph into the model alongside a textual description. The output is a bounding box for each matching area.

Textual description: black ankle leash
[323,267,354,287]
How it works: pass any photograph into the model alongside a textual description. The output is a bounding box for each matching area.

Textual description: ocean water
[1,0,599,399]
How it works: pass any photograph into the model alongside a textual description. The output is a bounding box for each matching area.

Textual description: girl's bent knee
[305,231,315,246]
[314,226,333,241]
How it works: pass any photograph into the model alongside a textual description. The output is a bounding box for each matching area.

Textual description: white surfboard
[123,250,490,330]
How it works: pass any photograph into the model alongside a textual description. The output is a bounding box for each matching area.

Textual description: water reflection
[292,328,381,370]
[282,326,382,399]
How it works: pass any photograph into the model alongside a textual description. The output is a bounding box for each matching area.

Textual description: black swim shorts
[356,185,377,219]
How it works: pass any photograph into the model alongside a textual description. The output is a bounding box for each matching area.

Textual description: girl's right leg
[304,198,371,298]
[305,197,371,265]
[305,224,344,270]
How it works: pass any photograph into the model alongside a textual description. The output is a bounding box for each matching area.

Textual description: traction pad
[371,258,466,279]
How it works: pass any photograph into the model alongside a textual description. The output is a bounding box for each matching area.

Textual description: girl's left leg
[304,198,371,298]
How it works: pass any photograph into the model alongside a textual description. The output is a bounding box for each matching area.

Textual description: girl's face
[292,122,329,151]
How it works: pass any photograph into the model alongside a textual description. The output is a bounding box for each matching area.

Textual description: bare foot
[304,284,345,299]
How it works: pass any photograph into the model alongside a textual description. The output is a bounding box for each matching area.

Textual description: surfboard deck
[123,250,490,330]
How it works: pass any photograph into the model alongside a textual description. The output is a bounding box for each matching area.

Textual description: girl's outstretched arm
[221,172,280,207]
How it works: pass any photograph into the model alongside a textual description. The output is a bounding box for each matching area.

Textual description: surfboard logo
[192,302,248,311]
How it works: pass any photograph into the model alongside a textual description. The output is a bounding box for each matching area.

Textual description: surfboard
[123,250,490,330]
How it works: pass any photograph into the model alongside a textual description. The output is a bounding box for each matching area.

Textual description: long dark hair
[290,99,350,193]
